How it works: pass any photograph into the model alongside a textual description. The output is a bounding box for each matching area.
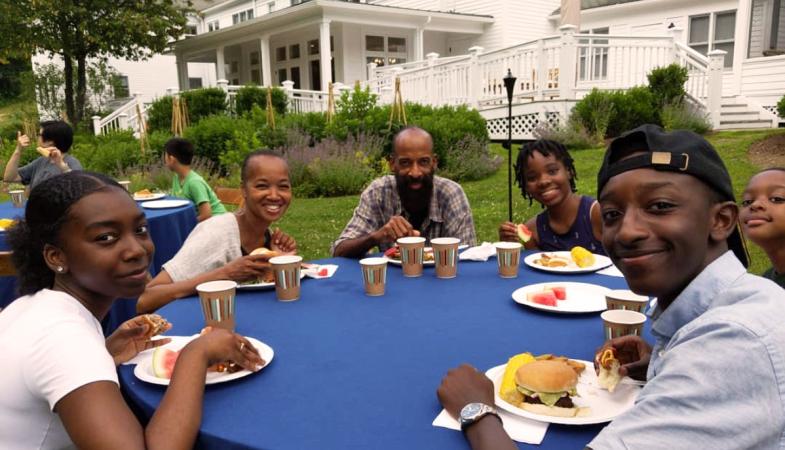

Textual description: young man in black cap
[436,124,785,450]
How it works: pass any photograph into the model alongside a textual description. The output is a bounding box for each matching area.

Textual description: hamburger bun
[141,314,170,337]
[519,402,582,418]
[250,247,279,258]
[515,360,578,393]
[36,147,51,158]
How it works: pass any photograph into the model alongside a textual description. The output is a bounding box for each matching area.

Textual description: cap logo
[651,152,689,171]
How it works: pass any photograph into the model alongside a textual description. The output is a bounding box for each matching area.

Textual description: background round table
[0,197,197,330]
[119,252,648,450]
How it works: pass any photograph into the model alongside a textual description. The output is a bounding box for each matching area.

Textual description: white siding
[741,55,785,104]
[371,0,442,10]
[749,0,767,58]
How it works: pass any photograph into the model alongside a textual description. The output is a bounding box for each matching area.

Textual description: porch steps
[716,96,776,130]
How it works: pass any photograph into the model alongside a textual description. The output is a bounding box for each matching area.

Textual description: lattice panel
[486,111,566,140]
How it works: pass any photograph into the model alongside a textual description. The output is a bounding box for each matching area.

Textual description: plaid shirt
[331,175,477,255]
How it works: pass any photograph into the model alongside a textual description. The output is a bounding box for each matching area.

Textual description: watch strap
[459,403,502,431]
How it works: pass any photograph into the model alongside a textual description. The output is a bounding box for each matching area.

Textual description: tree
[0,1,192,126]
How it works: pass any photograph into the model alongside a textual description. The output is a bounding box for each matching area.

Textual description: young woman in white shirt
[0,171,265,450]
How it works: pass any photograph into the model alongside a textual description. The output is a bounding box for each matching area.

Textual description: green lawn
[278,129,785,276]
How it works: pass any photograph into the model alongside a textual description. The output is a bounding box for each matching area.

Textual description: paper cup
[397,236,426,277]
[270,255,303,301]
[118,180,131,192]
[196,280,237,331]
[601,309,647,340]
[431,237,460,279]
[494,242,522,278]
[360,257,387,296]
[605,289,651,313]
[9,190,24,208]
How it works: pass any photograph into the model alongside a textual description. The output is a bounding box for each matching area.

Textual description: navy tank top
[535,196,606,255]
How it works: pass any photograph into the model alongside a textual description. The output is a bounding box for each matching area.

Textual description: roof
[552,0,642,15]
[192,0,492,18]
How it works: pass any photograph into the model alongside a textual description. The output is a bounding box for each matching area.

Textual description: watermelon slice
[527,291,557,306]
[516,224,532,243]
[549,286,567,300]
[152,347,179,379]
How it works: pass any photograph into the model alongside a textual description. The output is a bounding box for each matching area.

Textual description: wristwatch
[459,402,502,431]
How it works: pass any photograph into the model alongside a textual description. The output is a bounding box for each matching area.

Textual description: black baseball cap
[597,124,749,267]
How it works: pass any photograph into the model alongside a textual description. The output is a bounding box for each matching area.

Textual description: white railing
[674,41,710,105]
[92,93,147,136]
[211,80,335,114]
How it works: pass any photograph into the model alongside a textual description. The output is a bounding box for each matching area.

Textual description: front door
[310,59,321,91]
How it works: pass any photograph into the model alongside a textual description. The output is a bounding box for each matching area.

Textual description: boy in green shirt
[164,138,226,222]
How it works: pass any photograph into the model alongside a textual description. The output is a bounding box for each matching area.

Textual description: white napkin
[459,242,497,262]
[302,264,339,279]
[597,264,624,278]
[432,408,548,444]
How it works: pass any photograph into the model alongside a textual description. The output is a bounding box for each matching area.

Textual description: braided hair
[514,140,578,205]
[7,171,124,295]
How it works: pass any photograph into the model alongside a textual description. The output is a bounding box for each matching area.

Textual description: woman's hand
[498,221,519,242]
[270,228,297,254]
[437,364,496,418]
[105,316,172,365]
[190,327,266,372]
[221,254,272,282]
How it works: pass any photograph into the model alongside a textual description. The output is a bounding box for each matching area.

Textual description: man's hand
[372,216,420,245]
[16,131,30,150]
[437,364,496,418]
[594,335,653,381]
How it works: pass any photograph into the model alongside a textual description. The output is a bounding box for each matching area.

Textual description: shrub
[438,135,502,181]
[183,115,256,169]
[181,87,227,123]
[533,118,600,149]
[608,86,659,137]
[661,102,712,134]
[410,105,489,169]
[70,130,144,175]
[146,96,173,133]
[778,94,785,119]
[647,64,689,108]
[234,85,287,116]
[280,112,328,141]
[571,88,615,140]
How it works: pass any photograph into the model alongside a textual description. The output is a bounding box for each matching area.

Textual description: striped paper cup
[360,257,388,296]
[196,280,238,331]
[270,255,303,302]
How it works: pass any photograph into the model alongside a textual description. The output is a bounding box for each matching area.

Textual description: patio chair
[215,187,244,209]
[0,251,16,277]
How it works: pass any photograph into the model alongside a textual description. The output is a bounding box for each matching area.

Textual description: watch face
[461,403,482,419]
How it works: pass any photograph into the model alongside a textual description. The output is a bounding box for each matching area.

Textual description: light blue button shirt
[589,251,785,450]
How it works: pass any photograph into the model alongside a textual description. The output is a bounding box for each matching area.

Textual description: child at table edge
[164,137,226,222]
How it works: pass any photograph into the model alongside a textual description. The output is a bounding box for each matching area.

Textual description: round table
[119,253,646,449]
[0,197,197,325]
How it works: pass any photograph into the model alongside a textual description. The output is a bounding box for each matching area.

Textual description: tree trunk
[75,53,87,126]
[63,55,75,124]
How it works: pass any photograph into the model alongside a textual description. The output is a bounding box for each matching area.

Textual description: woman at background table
[740,167,785,288]
[3,120,83,190]
[137,149,297,314]
[498,140,605,255]
[0,171,263,450]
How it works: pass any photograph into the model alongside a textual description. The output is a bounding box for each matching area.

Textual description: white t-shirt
[0,290,118,450]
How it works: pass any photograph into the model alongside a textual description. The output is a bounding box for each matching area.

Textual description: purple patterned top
[535,195,606,255]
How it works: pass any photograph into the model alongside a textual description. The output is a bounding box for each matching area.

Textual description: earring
[56,266,64,273]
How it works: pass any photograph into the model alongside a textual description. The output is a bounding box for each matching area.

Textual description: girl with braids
[0,171,264,450]
[740,168,785,288]
[498,139,605,255]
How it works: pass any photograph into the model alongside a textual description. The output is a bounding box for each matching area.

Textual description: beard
[396,172,434,213]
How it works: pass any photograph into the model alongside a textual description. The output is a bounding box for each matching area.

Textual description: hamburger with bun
[515,359,580,417]
[249,247,279,283]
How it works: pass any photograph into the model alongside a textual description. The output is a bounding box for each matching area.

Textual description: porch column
[216,46,226,82]
[731,0,752,96]
[175,53,189,92]
[260,35,272,87]
[558,24,577,100]
[319,19,332,92]
[414,27,424,62]
[707,49,727,129]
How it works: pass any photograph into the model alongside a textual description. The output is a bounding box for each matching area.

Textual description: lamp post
[503,69,516,223]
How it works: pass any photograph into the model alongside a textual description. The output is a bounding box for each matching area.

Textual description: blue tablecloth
[0,198,197,324]
[119,253,647,450]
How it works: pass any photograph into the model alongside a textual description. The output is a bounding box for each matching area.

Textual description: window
[290,66,301,89]
[250,51,260,66]
[749,0,785,57]
[276,47,286,62]
[365,35,407,68]
[189,77,203,89]
[207,20,220,32]
[185,25,197,36]
[289,44,300,59]
[230,61,239,73]
[278,68,287,84]
[308,39,320,55]
[114,75,129,98]
[268,1,276,13]
[231,78,240,85]
[578,27,608,81]
[232,8,254,25]
[689,11,736,67]
[251,69,261,84]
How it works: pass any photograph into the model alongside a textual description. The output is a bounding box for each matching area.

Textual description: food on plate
[134,189,155,199]
[383,245,434,261]
[499,352,536,404]
[570,246,596,268]
[535,354,586,375]
[248,247,279,283]
[533,253,571,268]
[596,348,622,393]
[151,347,179,379]
[527,290,557,306]
[547,286,566,300]
[514,359,582,417]
[516,223,533,243]
[0,218,15,229]
[141,314,170,337]
[36,147,51,158]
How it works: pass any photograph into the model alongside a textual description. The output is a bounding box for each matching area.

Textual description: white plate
[524,251,612,274]
[512,282,610,314]
[237,271,306,290]
[487,360,640,425]
[134,336,273,385]
[141,199,191,209]
[133,192,167,202]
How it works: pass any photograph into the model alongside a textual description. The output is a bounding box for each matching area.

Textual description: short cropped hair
[164,137,194,165]
[40,121,74,153]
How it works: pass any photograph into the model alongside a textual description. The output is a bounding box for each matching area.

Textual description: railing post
[668,26,684,62]
[707,49,726,129]
[217,79,229,92]
[426,52,439,106]
[118,113,129,130]
[536,39,547,100]
[367,62,377,82]
[166,87,178,96]
[558,24,578,100]
[92,115,101,136]
[468,46,483,109]
[281,80,295,112]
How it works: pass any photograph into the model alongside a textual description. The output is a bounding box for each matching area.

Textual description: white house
[91,0,785,137]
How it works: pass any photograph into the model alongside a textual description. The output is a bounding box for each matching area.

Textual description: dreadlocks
[514,139,578,205]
